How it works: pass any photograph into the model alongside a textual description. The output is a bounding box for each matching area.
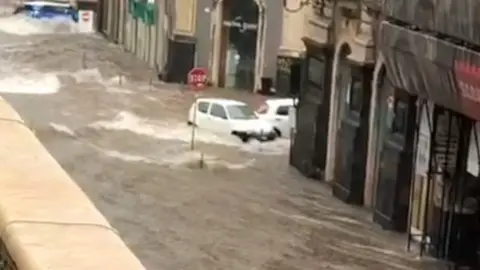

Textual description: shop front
[290,41,332,179]
[331,51,374,205]
[328,9,376,205]
[375,20,480,267]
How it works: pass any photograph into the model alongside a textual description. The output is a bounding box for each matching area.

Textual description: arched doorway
[373,86,417,231]
[214,0,261,90]
[332,43,374,205]
[289,43,333,179]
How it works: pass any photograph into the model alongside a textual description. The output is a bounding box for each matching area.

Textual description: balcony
[302,0,334,47]
[382,0,480,45]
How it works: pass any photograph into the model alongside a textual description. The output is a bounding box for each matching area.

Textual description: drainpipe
[254,1,265,92]
[324,1,341,184]
[211,0,223,86]
[160,0,174,78]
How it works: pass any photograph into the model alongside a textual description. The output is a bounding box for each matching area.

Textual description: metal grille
[0,240,17,270]
[407,103,478,268]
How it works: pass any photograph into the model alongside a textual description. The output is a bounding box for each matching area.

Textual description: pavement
[0,14,448,270]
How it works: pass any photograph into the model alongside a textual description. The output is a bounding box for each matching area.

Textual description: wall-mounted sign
[223,16,258,33]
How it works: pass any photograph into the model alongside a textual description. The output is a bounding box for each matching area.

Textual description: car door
[274,105,292,137]
[208,103,230,133]
[195,101,210,127]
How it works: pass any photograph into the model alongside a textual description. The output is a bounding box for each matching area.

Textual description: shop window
[197,102,210,113]
[346,76,363,114]
[210,104,228,119]
[307,57,325,87]
[276,106,290,116]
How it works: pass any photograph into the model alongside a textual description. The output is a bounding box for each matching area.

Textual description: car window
[197,101,209,113]
[226,104,257,120]
[276,106,290,116]
[210,103,228,119]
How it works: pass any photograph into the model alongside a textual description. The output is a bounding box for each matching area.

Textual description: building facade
[195,0,283,91]
[99,0,287,91]
[99,0,169,78]
[376,0,480,267]
[287,0,375,207]
[287,0,480,267]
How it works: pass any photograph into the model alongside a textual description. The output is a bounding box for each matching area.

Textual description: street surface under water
[0,12,446,270]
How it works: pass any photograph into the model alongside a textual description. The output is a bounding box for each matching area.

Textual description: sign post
[187,67,208,151]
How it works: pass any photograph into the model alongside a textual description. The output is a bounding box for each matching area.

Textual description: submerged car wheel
[232,131,250,143]
[267,134,277,141]
[241,135,250,143]
[273,127,282,137]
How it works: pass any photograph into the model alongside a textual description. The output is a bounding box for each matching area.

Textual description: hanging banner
[415,101,433,176]
[128,0,156,26]
[467,122,480,176]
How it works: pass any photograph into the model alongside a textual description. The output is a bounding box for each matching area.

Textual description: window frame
[307,55,326,88]
[390,99,408,135]
[197,101,210,114]
[276,105,290,116]
[344,67,364,121]
[209,103,228,119]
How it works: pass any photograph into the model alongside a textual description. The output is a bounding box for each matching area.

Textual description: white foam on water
[89,111,291,156]
[89,111,237,146]
[66,69,134,94]
[161,151,255,170]
[0,14,74,35]
[103,149,157,164]
[69,68,104,83]
[0,72,60,94]
[49,122,75,136]
[239,138,291,156]
[99,147,254,170]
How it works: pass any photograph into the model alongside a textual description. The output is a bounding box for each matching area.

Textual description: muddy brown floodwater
[0,15,446,270]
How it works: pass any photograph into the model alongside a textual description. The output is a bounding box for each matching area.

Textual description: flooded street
[0,14,444,270]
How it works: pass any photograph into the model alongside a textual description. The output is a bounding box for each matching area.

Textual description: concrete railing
[0,98,146,270]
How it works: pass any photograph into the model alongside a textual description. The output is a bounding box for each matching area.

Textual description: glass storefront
[221,0,259,90]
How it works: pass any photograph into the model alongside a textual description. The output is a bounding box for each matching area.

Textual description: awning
[382,0,480,45]
[380,21,480,121]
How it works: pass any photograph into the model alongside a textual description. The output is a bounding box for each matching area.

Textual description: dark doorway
[164,37,196,84]
[275,57,302,97]
[333,65,374,204]
[290,49,332,179]
[290,61,301,96]
[373,88,417,231]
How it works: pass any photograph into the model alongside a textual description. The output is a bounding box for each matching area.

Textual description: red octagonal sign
[187,67,208,91]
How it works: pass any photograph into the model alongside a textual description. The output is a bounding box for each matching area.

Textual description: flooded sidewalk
[0,24,447,269]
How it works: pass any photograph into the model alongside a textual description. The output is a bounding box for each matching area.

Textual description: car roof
[265,98,298,106]
[197,98,246,106]
[23,1,73,8]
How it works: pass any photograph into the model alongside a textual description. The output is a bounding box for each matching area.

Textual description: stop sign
[82,12,90,22]
[187,67,208,91]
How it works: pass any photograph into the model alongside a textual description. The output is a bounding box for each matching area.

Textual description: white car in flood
[187,98,277,142]
[255,98,297,138]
